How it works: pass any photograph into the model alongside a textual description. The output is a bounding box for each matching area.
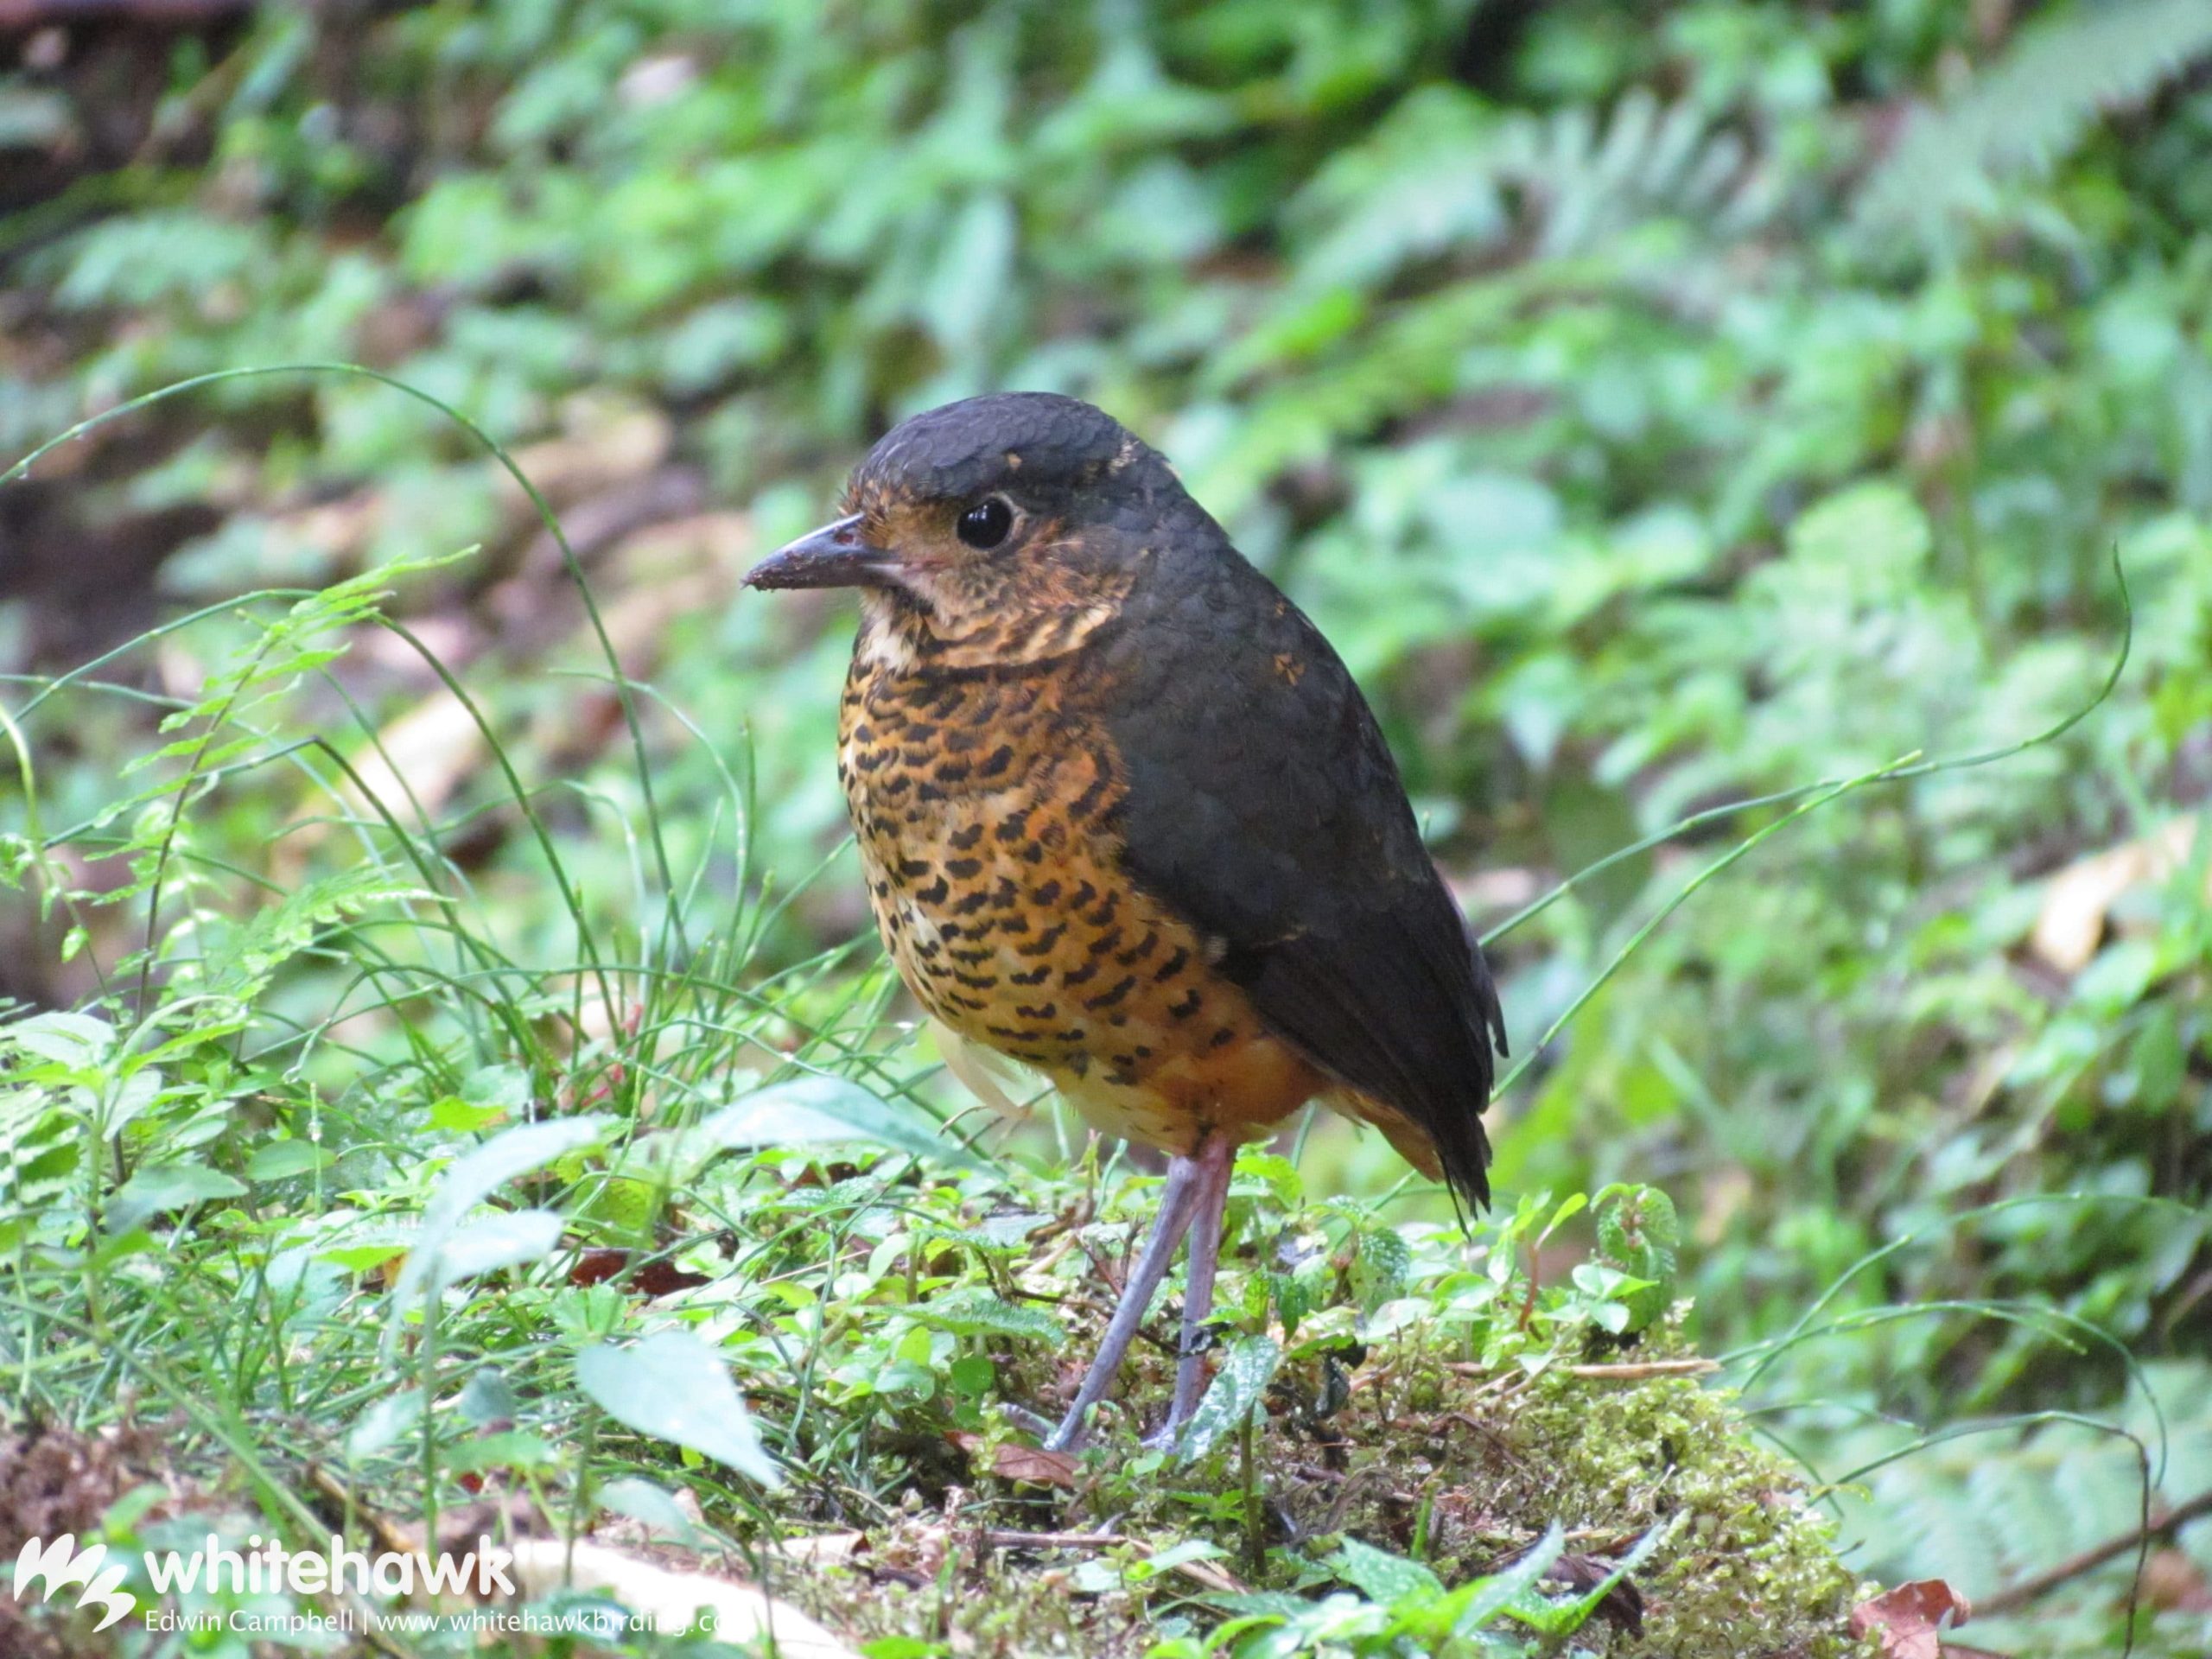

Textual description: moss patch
[771,1315,1880,1658]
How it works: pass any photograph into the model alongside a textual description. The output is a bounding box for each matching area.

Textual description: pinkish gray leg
[1045,1154,1205,1452]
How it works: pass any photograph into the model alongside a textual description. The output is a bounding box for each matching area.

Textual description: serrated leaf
[575,1328,779,1486]
[1179,1333,1281,1461]
[1351,1224,1411,1308]
[1597,1185,1681,1329]
[206,868,437,1002]
[1236,1151,1303,1206]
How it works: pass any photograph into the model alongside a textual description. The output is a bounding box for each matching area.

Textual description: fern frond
[1832,1361,2212,1654]
[1858,0,2212,232]
[1495,86,1758,258]
[1281,84,1761,302]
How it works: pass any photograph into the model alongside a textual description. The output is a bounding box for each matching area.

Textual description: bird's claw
[1139,1419,1185,1455]
[998,1402,1057,1440]
[1041,1403,1089,1452]
[1039,1407,1185,1455]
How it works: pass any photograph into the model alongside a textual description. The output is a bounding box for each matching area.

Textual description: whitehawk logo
[13,1535,137,1631]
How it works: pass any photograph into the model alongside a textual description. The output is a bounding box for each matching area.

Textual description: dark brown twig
[979,1529,1126,1549]
[1976,1487,2212,1617]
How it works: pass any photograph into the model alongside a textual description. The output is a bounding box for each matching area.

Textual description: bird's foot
[1139,1418,1183,1455]
[999,1402,1056,1440]
[1046,1406,1185,1455]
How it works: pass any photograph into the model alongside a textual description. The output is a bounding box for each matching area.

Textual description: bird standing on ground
[745,393,1506,1450]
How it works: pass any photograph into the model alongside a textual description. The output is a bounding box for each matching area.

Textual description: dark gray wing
[1095,539,1506,1208]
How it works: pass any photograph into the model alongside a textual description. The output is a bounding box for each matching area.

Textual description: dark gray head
[851,391,1173,512]
[742,393,1192,652]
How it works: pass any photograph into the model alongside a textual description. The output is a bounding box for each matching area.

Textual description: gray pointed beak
[743,512,904,591]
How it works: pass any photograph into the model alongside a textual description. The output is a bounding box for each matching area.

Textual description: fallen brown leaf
[946,1431,1078,1489]
[1543,1552,1644,1636]
[568,1248,711,1297]
[2141,1545,2212,1613]
[1851,1578,1972,1659]
[336,689,486,836]
[2031,818,2202,974]
[777,1530,868,1567]
[504,398,673,509]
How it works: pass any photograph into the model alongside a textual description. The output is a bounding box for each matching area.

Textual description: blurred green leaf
[1179,1333,1280,1462]
[575,1328,779,1486]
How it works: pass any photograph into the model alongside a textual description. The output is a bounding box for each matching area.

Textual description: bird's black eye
[957,496,1014,550]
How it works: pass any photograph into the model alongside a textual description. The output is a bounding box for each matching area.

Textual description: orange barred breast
[836,648,1328,1156]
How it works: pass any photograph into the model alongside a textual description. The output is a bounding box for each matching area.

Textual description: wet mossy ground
[770,1316,1883,1658]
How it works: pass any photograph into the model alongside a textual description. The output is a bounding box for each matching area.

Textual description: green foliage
[1178,1333,1282,1463]
[575,1326,779,1486]
[1595,1184,1679,1333]
[1820,1358,2212,1655]
[1859,0,2212,237]
[1185,1531,1574,1658]
[3,2,2211,1654]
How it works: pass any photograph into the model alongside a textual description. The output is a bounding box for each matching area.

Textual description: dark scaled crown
[853,392,1169,506]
